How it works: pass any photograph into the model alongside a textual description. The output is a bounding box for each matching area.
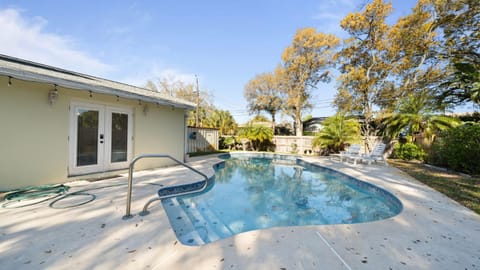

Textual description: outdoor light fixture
[48,84,59,105]
[7,76,12,86]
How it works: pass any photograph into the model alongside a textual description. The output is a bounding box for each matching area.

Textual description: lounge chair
[339,144,361,162]
[359,143,387,165]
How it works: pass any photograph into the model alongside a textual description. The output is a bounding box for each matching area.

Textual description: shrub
[219,136,236,150]
[312,114,360,153]
[238,125,274,151]
[429,124,480,175]
[393,142,426,161]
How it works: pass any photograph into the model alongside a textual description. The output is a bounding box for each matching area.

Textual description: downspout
[184,111,188,162]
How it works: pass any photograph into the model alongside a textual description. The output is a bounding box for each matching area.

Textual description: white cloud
[311,0,361,37]
[0,8,112,76]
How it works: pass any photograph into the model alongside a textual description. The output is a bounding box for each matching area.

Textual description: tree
[379,91,460,143]
[145,77,196,98]
[248,114,270,123]
[203,109,238,135]
[312,114,360,153]
[335,0,393,149]
[244,71,283,134]
[432,0,480,105]
[238,125,273,151]
[447,62,480,103]
[281,28,340,136]
[145,77,214,127]
[387,0,444,111]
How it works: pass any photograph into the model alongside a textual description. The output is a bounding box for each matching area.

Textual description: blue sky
[0,0,420,123]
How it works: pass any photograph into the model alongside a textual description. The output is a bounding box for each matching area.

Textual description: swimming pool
[162,153,402,246]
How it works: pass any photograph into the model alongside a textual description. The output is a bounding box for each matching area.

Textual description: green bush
[312,114,360,153]
[393,142,426,161]
[238,125,274,151]
[429,124,480,175]
[219,136,236,150]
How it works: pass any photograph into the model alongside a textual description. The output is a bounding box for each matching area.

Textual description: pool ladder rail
[122,154,210,220]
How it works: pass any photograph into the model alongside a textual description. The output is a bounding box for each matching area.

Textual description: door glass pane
[77,109,99,166]
[111,113,128,163]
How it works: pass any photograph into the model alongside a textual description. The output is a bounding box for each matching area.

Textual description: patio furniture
[339,144,362,162]
[356,143,387,165]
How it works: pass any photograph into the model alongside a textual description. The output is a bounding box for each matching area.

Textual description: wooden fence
[272,136,315,154]
[186,127,219,153]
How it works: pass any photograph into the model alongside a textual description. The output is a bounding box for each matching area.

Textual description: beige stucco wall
[0,76,187,190]
[133,103,186,170]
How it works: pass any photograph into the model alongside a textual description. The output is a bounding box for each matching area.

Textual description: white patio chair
[339,144,362,162]
[360,143,387,165]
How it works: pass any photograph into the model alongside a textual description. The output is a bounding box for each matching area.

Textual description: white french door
[69,102,132,175]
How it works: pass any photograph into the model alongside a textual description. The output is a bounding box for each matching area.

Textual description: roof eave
[0,67,196,110]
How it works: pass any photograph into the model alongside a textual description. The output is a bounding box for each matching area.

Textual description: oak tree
[433,0,480,104]
[281,28,339,136]
[387,0,443,111]
[244,71,283,134]
[335,0,393,149]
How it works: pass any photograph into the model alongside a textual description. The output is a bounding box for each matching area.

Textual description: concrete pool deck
[1,155,479,270]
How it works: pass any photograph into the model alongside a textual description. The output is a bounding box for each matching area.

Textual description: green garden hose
[49,182,163,208]
[49,183,126,209]
[1,181,164,209]
[1,184,70,209]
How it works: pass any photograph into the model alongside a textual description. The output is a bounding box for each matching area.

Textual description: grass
[389,159,480,215]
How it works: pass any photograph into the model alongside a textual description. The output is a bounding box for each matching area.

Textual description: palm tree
[312,114,360,153]
[238,125,273,151]
[205,109,238,135]
[380,92,460,142]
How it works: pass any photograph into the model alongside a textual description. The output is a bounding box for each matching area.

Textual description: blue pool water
[162,153,402,245]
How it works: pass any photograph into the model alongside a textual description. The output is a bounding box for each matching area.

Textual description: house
[303,117,327,134]
[0,54,195,190]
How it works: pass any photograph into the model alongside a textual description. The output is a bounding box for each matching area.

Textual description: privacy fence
[186,127,219,153]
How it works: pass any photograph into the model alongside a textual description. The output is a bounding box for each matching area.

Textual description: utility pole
[195,75,199,127]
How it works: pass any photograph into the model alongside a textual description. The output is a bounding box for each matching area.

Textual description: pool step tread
[184,201,233,242]
[162,198,199,243]
[164,197,233,245]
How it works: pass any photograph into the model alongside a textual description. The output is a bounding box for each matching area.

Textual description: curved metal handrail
[123,154,209,219]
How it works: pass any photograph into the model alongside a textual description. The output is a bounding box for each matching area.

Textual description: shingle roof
[0,54,195,109]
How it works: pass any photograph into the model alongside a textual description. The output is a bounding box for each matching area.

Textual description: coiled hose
[1,182,164,209]
[1,184,70,208]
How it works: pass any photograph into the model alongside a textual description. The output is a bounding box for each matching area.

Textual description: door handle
[100,134,104,144]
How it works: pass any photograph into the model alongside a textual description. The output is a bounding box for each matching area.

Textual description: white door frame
[69,101,133,175]
[105,106,133,171]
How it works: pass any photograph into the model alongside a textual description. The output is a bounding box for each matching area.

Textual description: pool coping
[1,153,479,269]
[163,153,404,246]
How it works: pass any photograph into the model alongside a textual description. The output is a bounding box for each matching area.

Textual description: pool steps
[123,154,210,219]
[163,197,234,245]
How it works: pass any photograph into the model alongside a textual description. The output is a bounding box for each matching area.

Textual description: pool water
[162,154,402,245]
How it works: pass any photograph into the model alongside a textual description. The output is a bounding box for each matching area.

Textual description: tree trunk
[362,99,374,153]
[295,89,303,136]
[271,113,276,135]
[295,117,303,136]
